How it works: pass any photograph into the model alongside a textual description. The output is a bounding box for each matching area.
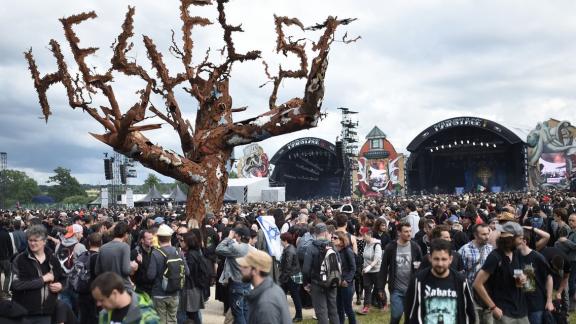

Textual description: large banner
[237,144,269,178]
[527,119,576,189]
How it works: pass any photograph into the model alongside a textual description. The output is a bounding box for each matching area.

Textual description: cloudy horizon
[1,0,575,185]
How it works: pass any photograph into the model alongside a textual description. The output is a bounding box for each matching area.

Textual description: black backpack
[68,251,95,294]
[156,248,186,294]
[56,243,77,274]
[190,251,213,290]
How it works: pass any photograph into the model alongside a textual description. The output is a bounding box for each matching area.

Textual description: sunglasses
[331,236,339,240]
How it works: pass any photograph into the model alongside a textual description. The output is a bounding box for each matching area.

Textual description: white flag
[256,215,283,260]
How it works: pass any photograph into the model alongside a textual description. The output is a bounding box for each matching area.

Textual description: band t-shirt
[519,250,550,311]
[482,249,527,318]
[110,303,131,324]
[394,242,412,292]
[423,274,458,324]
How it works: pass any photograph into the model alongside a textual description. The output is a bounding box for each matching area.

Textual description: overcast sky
[1,0,576,185]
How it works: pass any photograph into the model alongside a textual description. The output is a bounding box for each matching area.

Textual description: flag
[256,215,283,260]
[477,184,486,192]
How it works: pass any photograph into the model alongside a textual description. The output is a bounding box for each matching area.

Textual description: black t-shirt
[519,250,550,311]
[540,247,570,290]
[422,272,458,324]
[482,249,527,318]
[110,303,130,323]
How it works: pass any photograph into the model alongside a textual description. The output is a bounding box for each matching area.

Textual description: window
[371,139,381,149]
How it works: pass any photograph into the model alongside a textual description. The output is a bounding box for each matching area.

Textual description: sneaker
[292,317,303,322]
[355,299,361,305]
[357,306,369,315]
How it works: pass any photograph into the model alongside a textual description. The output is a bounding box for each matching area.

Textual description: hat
[497,212,516,222]
[157,224,174,237]
[154,216,165,224]
[233,226,251,239]
[236,250,272,273]
[339,204,354,214]
[14,216,22,221]
[498,222,523,236]
[64,224,83,239]
[314,223,327,235]
[206,213,215,220]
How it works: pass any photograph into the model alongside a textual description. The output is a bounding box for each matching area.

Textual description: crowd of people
[0,190,575,324]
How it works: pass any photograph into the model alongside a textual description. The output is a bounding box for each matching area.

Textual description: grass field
[301,310,576,323]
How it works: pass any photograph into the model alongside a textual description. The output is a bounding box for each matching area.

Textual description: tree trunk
[185,151,231,225]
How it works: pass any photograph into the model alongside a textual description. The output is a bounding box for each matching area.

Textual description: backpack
[318,244,342,288]
[297,232,314,263]
[156,247,186,294]
[68,251,95,294]
[56,243,77,274]
[190,251,213,290]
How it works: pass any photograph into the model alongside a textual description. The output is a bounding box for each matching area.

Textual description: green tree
[0,169,40,207]
[143,173,161,191]
[47,167,86,202]
[62,195,93,205]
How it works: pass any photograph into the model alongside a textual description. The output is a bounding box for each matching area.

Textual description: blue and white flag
[256,215,283,260]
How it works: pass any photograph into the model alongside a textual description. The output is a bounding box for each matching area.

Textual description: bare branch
[111,7,154,83]
[216,0,261,72]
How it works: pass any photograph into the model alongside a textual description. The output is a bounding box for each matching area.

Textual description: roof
[138,185,165,202]
[365,126,387,139]
[168,185,187,203]
[227,177,269,187]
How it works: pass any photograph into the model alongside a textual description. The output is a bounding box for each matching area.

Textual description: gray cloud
[2,0,576,184]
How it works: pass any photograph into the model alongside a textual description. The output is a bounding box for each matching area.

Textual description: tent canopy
[137,185,165,203]
[169,185,187,203]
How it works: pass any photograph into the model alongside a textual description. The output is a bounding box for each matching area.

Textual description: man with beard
[405,239,476,324]
[474,222,529,324]
[459,223,494,323]
[238,249,291,324]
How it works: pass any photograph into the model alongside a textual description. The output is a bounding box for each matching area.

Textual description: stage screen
[539,153,567,185]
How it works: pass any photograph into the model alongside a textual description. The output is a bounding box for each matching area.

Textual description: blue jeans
[230,281,251,324]
[390,290,405,324]
[59,288,78,317]
[288,279,303,319]
[528,311,543,324]
[337,283,356,324]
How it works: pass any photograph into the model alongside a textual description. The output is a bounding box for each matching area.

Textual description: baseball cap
[498,222,524,236]
[314,223,328,235]
[236,250,272,273]
[157,224,174,237]
[64,224,83,239]
[359,226,371,235]
[154,216,165,224]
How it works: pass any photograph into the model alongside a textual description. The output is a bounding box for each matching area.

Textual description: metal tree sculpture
[25,0,356,223]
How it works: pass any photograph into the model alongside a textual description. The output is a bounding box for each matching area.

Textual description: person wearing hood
[302,223,340,324]
[405,239,476,324]
[238,249,291,324]
[91,271,160,324]
[55,223,87,317]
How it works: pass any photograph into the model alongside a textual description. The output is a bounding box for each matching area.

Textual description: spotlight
[473,142,476,146]
[454,141,457,146]
[430,149,433,153]
[448,144,452,148]
[435,147,439,151]
[493,144,496,148]
[441,145,444,149]
[461,140,464,145]
[467,140,470,144]
[480,142,484,146]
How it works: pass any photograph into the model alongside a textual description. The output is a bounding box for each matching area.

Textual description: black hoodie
[404,267,476,324]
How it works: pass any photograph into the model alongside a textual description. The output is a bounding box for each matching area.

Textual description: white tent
[224,177,270,203]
